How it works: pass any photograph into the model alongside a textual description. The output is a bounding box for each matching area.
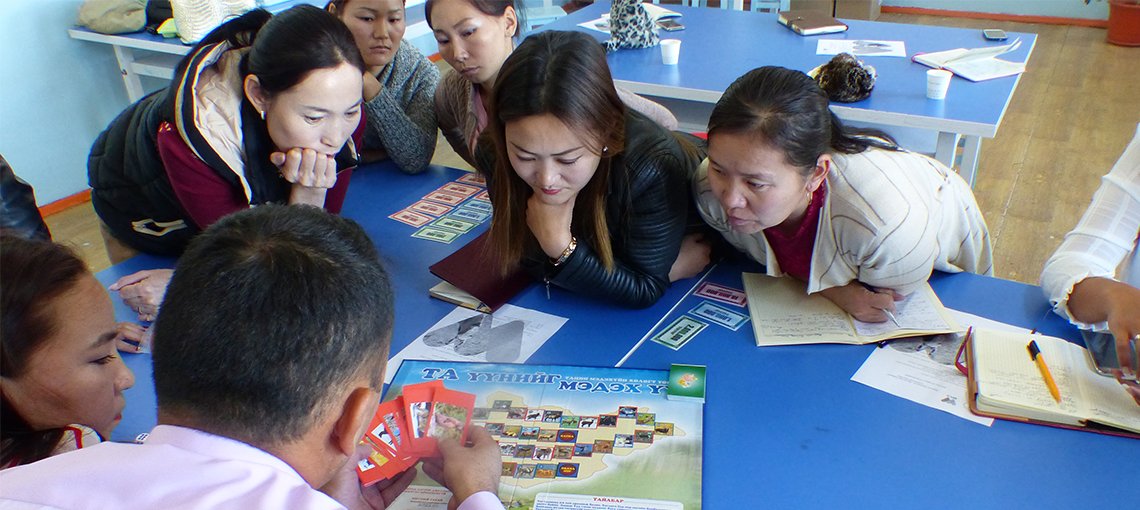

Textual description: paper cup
[926,69,952,100]
[660,39,681,65]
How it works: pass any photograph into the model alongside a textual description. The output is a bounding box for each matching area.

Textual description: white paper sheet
[816,39,907,57]
[850,309,1033,426]
[385,304,567,384]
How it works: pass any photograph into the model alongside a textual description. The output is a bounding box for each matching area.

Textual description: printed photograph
[655,422,674,436]
[514,444,536,458]
[542,410,563,423]
[507,407,527,420]
[536,464,557,478]
[382,413,403,447]
[519,427,540,440]
[593,439,614,454]
[573,443,593,457]
[503,425,522,438]
[515,464,536,479]
[578,416,598,429]
[533,446,554,461]
[499,442,516,457]
[618,406,637,418]
[553,445,574,459]
[472,407,491,420]
[560,415,580,428]
[614,434,634,448]
[371,422,396,451]
[428,403,468,442]
[501,462,517,477]
[484,423,505,436]
[525,409,543,421]
[598,415,618,427]
[635,413,656,426]
[634,430,654,444]
[537,429,558,442]
[492,400,512,410]
[409,402,431,438]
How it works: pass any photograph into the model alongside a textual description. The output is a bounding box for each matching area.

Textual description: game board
[384,360,704,510]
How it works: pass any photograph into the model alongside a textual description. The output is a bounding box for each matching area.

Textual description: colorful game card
[650,316,708,350]
[426,387,475,455]
[694,282,747,307]
[432,216,478,234]
[389,209,433,227]
[357,441,410,487]
[366,398,405,458]
[449,208,491,224]
[439,182,481,197]
[412,227,460,244]
[474,190,491,202]
[401,380,445,457]
[423,190,467,206]
[459,200,493,214]
[667,364,707,403]
[409,200,454,217]
[456,172,487,186]
[689,301,750,330]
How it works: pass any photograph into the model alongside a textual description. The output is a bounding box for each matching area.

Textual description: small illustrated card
[650,316,707,350]
[474,190,491,202]
[426,387,476,455]
[357,440,410,487]
[456,173,486,186]
[424,191,467,206]
[401,380,445,457]
[389,209,434,227]
[412,227,461,244]
[689,301,750,331]
[366,398,406,458]
[409,200,454,217]
[460,200,493,214]
[439,183,482,198]
[432,216,478,234]
[694,282,747,307]
[667,364,707,403]
[450,208,491,224]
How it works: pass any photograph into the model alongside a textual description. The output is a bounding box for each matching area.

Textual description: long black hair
[709,66,898,177]
[0,234,91,467]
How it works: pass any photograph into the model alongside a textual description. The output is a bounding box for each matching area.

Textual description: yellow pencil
[1027,340,1061,403]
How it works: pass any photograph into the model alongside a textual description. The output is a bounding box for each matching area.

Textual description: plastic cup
[660,39,681,65]
[926,69,952,100]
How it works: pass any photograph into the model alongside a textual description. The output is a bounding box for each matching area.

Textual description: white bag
[170,0,258,44]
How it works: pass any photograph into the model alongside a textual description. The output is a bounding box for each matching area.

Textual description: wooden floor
[45,12,1140,286]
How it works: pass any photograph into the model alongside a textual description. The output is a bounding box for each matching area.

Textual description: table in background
[98,160,1137,509]
[539,3,1037,186]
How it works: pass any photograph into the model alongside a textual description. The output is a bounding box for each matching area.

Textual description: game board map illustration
[382,360,704,510]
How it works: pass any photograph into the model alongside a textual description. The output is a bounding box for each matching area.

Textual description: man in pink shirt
[0,205,503,510]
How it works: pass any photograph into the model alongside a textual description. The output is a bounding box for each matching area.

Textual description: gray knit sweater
[363,40,441,175]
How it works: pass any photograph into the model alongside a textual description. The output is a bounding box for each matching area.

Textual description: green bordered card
[667,364,706,403]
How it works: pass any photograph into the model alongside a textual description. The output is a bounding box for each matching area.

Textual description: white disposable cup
[660,39,681,65]
[926,69,952,100]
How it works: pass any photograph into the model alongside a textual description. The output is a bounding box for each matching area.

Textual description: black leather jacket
[480,110,704,309]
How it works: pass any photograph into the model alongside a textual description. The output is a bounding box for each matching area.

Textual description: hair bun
[809,53,876,103]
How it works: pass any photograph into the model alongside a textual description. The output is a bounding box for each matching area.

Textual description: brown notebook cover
[429,231,531,313]
[778,9,848,36]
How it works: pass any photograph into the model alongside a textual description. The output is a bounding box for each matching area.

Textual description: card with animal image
[432,216,478,234]
[357,440,411,487]
[439,182,482,198]
[365,398,406,459]
[423,190,467,206]
[650,316,708,350]
[424,387,476,456]
[412,226,461,244]
[695,282,748,307]
[690,301,750,331]
[409,200,454,217]
[389,209,434,227]
[401,380,445,457]
[456,172,486,187]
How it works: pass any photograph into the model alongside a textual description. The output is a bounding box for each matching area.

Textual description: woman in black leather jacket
[482,30,709,309]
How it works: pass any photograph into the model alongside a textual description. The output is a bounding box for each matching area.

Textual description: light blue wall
[882,0,1110,21]
[0,0,147,206]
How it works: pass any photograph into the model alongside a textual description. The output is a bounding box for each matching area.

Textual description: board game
[381,360,704,510]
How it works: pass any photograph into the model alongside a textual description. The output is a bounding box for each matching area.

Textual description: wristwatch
[551,236,577,266]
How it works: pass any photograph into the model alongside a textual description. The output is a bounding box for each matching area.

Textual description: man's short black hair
[153,205,393,445]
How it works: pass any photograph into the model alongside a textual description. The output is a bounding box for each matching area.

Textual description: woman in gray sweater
[332,0,440,174]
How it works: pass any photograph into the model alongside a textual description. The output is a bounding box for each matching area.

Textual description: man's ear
[244,74,269,118]
[330,386,380,457]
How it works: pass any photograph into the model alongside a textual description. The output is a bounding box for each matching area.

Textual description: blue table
[537,3,1037,186]
[99,160,1138,509]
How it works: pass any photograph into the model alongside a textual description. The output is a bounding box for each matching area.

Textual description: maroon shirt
[763,182,828,281]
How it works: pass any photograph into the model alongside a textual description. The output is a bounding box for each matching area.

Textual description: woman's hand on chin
[272,148,338,189]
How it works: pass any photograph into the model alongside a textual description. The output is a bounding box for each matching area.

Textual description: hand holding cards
[357,381,477,487]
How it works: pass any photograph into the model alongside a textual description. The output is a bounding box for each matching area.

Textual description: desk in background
[98,160,1137,509]
[539,3,1037,186]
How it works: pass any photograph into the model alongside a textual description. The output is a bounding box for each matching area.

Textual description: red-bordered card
[425,387,476,455]
[423,191,467,206]
[389,209,433,227]
[694,282,747,307]
[402,380,446,457]
[408,200,454,217]
[438,182,481,198]
[366,398,406,459]
[473,190,491,202]
[456,173,486,187]
[357,440,409,487]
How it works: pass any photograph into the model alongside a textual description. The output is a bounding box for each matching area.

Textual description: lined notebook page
[973,331,1084,422]
[743,274,857,345]
[853,287,954,337]
[1079,367,1140,432]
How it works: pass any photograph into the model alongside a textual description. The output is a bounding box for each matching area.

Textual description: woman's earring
[259,110,266,120]
[602,146,609,153]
